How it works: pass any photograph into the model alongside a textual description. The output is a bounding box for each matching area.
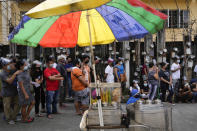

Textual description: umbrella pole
[86,11,104,129]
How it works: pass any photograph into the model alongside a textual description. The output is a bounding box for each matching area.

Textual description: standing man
[105,58,114,83]
[171,58,181,96]
[159,62,173,103]
[56,55,67,108]
[71,59,89,115]
[44,57,64,119]
[0,58,21,124]
[65,56,73,99]
[82,55,91,84]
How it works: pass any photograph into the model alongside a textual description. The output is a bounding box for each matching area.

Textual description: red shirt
[44,68,60,91]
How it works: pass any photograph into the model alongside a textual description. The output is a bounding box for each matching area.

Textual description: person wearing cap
[56,55,67,108]
[0,58,21,124]
[105,58,114,83]
[176,83,193,103]
[171,57,181,96]
[71,58,89,115]
[159,62,173,103]
[30,61,45,117]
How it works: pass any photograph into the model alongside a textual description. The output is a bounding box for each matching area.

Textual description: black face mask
[85,60,89,64]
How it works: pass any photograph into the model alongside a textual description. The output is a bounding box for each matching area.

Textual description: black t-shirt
[159,69,170,87]
[31,70,42,87]
[141,85,149,92]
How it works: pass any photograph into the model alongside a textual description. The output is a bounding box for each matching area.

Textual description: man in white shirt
[171,58,181,95]
[105,58,114,83]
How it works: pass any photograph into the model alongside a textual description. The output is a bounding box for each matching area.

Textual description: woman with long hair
[16,60,35,123]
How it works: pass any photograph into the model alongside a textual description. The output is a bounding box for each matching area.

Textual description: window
[160,10,189,28]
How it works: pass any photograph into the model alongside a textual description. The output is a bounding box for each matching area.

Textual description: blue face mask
[7,65,11,70]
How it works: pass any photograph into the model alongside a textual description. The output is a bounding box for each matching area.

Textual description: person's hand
[60,77,64,80]
[14,70,22,75]
[169,82,172,86]
[25,94,29,100]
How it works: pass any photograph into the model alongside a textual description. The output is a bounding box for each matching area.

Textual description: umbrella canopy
[9,0,167,48]
[26,0,111,18]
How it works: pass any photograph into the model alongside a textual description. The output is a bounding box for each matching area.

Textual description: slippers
[47,115,53,119]
[21,117,34,123]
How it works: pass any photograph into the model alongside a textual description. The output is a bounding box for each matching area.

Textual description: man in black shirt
[159,62,173,103]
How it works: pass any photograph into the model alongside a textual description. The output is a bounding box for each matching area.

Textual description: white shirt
[171,63,180,80]
[105,65,114,83]
[194,65,197,73]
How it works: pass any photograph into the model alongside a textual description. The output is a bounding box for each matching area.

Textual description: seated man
[140,80,149,100]
[176,83,193,103]
[190,79,197,102]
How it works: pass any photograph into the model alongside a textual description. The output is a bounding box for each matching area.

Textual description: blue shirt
[65,63,73,78]
[115,64,124,78]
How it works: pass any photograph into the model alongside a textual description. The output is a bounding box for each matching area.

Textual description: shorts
[74,88,89,105]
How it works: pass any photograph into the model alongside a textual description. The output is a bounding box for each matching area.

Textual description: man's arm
[78,76,89,87]
[114,68,120,82]
[5,70,22,85]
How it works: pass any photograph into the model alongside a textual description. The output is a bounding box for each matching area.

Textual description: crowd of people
[128,58,197,105]
[0,53,196,125]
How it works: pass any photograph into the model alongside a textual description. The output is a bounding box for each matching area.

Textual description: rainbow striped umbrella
[9,0,167,48]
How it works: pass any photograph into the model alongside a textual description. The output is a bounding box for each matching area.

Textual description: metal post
[86,10,104,129]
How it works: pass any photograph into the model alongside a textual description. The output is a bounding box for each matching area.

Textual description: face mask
[7,65,11,70]
[120,61,123,65]
[23,66,28,71]
[49,64,54,68]
[177,60,180,63]
[85,60,89,64]
[144,84,148,87]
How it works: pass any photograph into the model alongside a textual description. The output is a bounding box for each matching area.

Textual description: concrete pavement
[0,103,197,131]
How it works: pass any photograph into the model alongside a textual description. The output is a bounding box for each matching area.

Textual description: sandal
[47,115,53,119]
[21,117,34,123]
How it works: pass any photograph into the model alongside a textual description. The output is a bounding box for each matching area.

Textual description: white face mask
[144,83,148,87]
[177,60,180,63]
[23,66,28,71]
[49,64,54,68]
[120,61,123,65]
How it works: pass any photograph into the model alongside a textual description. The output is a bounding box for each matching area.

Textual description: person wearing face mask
[171,57,181,96]
[148,62,159,100]
[0,58,21,124]
[30,61,45,117]
[44,57,64,119]
[71,58,89,115]
[140,80,150,100]
[15,59,35,123]
[114,58,127,93]
[82,55,91,84]
[65,56,74,99]
[159,62,173,103]
[56,55,67,108]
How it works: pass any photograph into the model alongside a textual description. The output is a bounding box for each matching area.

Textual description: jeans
[161,85,173,103]
[67,77,73,97]
[3,95,20,121]
[34,86,45,114]
[148,84,158,100]
[46,90,59,115]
